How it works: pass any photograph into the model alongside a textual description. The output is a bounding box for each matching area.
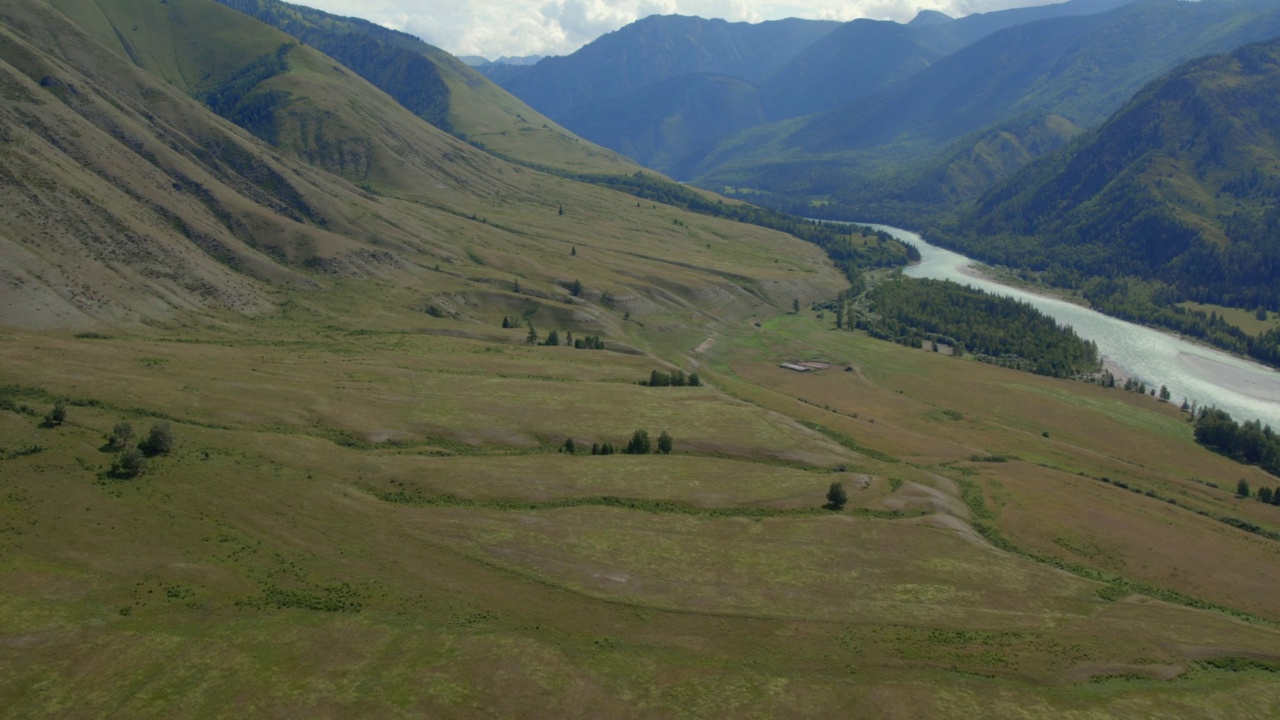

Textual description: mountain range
[487,0,1280,226]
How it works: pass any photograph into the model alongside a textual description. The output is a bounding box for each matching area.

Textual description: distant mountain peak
[909,10,954,26]
[460,55,545,67]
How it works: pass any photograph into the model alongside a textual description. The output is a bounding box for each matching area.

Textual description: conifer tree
[826,481,848,510]
[625,429,651,455]
[657,430,673,455]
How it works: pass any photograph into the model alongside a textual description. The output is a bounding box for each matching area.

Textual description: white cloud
[294,0,1063,59]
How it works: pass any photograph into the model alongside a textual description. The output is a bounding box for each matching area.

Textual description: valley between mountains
[3,0,1280,716]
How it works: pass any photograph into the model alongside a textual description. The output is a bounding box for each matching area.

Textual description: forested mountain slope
[757,19,940,122]
[558,72,765,178]
[949,36,1280,314]
[692,0,1280,223]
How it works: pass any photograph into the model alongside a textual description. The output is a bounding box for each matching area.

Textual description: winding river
[872,224,1280,429]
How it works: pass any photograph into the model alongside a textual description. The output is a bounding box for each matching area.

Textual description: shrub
[826,482,848,510]
[140,421,174,456]
[108,422,134,449]
[43,399,67,427]
[657,430,673,455]
[111,448,145,479]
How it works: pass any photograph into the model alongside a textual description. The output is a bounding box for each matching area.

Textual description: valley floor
[4,303,1280,718]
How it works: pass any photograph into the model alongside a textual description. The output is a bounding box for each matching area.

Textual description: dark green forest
[197,42,294,142]
[851,277,1099,378]
[1195,407,1280,481]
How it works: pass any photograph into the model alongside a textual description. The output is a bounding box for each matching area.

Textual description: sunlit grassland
[701,310,1280,612]
[0,329,850,464]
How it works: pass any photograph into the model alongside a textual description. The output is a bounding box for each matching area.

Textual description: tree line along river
[872,225,1280,430]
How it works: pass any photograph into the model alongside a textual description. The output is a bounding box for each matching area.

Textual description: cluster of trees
[1194,408,1280,476]
[854,277,1100,378]
[197,43,295,143]
[1237,478,1280,506]
[639,370,701,387]
[625,429,673,454]
[1100,372,1174,402]
[106,420,175,479]
[564,429,674,455]
[512,320,605,350]
[40,399,173,469]
[1075,277,1280,369]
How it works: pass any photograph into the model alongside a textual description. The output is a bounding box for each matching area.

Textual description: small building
[780,363,810,372]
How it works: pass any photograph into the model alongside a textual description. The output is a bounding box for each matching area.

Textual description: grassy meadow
[5,278,1280,717]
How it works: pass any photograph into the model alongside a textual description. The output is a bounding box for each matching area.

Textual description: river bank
[870,224,1280,429]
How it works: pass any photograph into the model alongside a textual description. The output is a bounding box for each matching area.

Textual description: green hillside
[5,0,1280,715]
[204,0,640,174]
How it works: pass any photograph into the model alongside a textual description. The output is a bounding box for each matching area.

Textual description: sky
[296,0,1063,59]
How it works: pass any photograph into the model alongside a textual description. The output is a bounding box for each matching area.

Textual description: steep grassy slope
[5,0,1280,715]
[156,0,640,174]
[1,0,833,334]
